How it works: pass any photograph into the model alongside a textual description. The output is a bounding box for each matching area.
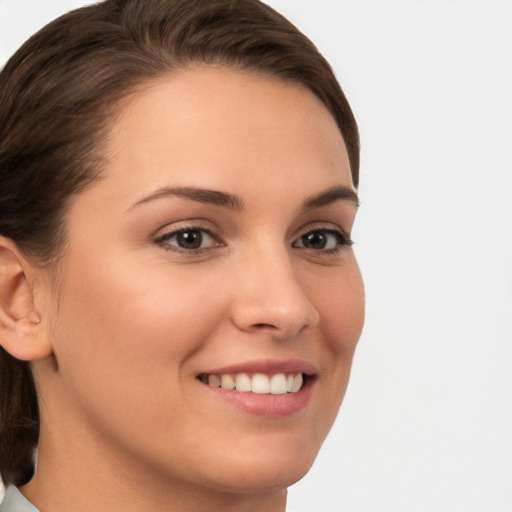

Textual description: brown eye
[176,230,203,249]
[156,228,219,251]
[301,231,329,249]
[294,229,351,251]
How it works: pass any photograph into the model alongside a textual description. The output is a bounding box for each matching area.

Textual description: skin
[17,67,364,511]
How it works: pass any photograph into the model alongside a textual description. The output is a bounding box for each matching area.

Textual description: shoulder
[0,486,39,512]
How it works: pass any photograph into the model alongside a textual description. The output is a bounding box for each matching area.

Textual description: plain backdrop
[1,1,511,511]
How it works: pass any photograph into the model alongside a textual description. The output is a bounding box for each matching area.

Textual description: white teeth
[221,374,235,390]
[252,373,270,394]
[203,372,305,394]
[292,374,303,393]
[235,373,252,392]
[270,374,288,395]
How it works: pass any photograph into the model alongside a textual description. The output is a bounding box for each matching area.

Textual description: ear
[0,236,53,361]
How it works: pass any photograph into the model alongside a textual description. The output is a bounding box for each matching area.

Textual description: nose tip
[237,304,319,338]
[230,260,320,340]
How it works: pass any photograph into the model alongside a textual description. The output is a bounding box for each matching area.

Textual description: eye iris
[177,230,202,249]
[303,231,327,249]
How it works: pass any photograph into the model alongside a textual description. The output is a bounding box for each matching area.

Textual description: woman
[0,0,364,510]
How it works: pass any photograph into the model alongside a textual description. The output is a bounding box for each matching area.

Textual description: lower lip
[198,378,314,417]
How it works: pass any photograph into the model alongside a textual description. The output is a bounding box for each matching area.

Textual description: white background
[1,1,511,511]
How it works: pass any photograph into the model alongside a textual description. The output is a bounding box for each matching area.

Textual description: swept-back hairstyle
[0,0,359,486]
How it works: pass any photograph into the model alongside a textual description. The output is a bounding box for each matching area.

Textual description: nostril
[253,323,277,329]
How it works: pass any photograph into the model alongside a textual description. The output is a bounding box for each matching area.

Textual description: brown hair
[0,0,359,486]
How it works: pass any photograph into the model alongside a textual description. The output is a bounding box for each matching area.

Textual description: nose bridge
[230,236,319,337]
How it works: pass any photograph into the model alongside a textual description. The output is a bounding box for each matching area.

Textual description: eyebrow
[301,186,359,212]
[128,184,358,213]
[128,186,245,212]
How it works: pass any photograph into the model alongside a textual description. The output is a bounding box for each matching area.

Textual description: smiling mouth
[197,372,308,395]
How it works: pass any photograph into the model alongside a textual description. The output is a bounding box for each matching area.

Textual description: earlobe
[0,236,52,361]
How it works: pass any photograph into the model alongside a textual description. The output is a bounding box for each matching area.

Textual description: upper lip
[198,359,317,376]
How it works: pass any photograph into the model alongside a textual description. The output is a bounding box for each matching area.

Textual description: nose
[230,246,320,339]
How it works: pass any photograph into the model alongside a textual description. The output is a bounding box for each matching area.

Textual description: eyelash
[155,226,353,255]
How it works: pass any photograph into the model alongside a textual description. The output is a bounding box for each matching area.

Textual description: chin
[201,440,320,494]
[210,466,312,495]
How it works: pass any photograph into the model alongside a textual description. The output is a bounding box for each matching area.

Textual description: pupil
[303,232,326,249]
[177,230,202,249]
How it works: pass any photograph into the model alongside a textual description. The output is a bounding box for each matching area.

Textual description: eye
[293,229,352,251]
[156,228,220,252]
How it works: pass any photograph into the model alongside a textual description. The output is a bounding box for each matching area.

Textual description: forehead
[99,66,353,205]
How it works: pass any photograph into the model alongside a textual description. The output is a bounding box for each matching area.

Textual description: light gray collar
[0,486,39,512]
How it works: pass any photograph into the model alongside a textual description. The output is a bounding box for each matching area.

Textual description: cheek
[310,259,365,354]
[305,257,364,390]
[48,252,228,406]
[58,250,221,339]
[293,261,364,455]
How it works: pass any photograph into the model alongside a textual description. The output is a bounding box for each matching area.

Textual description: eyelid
[153,219,217,239]
[293,221,351,241]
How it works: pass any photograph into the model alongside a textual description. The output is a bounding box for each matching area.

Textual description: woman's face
[36,67,364,493]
